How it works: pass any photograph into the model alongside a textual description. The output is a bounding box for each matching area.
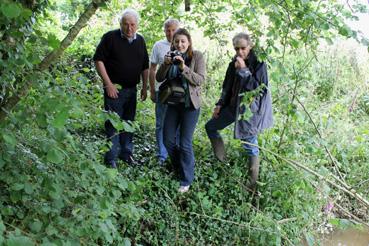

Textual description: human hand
[164,53,172,65]
[213,105,221,119]
[235,56,246,69]
[174,55,185,70]
[105,84,119,99]
[141,88,147,101]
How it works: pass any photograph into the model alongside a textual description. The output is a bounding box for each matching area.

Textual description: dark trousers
[104,88,137,163]
[164,104,200,186]
[205,106,259,156]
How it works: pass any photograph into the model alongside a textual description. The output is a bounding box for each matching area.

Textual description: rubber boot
[209,137,226,161]
[247,155,260,191]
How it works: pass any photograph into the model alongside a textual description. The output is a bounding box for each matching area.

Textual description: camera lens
[173,59,181,65]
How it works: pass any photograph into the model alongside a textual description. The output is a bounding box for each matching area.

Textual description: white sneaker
[178,185,190,193]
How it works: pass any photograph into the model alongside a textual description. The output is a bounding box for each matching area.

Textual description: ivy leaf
[46,148,64,164]
[6,236,35,246]
[24,184,34,195]
[122,121,135,132]
[338,25,351,37]
[51,110,69,128]
[36,113,48,128]
[106,168,118,180]
[123,238,131,246]
[0,220,5,233]
[21,8,32,19]
[321,22,330,31]
[11,183,24,191]
[2,133,17,147]
[117,179,128,190]
[29,220,43,233]
[1,3,22,19]
[290,39,299,48]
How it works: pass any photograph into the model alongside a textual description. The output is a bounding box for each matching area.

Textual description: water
[319,228,369,246]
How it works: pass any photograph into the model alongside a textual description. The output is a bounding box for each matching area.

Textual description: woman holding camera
[156,28,206,193]
[205,32,273,192]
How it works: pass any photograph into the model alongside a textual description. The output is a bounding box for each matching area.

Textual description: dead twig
[242,141,369,209]
[334,202,369,228]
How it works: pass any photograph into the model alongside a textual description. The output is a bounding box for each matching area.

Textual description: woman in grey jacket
[205,32,273,192]
[156,28,206,193]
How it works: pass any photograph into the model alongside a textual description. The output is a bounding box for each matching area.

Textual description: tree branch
[295,97,345,181]
[0,0,109,122]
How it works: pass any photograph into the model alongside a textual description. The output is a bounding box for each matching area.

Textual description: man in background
[149,18,180,165]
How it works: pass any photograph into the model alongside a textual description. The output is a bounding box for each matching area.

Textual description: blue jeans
[205,106,259,156]
[104,88,137,163]
[163,104,200,186]
[155,91,168,161]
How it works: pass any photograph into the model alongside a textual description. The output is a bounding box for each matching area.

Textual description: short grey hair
[164,18,180,29]
[232,32,253,47]
[120,8,139,24]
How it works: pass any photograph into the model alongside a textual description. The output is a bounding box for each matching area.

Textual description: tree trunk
[0,0,110,122]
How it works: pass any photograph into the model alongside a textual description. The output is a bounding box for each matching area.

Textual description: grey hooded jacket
[216,57,273,139]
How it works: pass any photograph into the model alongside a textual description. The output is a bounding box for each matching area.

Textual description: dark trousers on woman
[104,88,137,164]
[163,104,200,186]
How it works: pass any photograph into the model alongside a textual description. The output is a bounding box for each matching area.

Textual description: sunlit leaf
[29,220,43,233]
[52,110,69,128]
[2,133,17,147]
[47,34,60,49]
[6,236,34,246]
[122,120,135,132]
[123,238,131,246]
[1,3,22,19]
[46,148,64,164]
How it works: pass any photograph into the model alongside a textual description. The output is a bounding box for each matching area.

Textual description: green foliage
[0,60,144,245]
[0,0,368,245]
[359,94,369,115]
[239,84,267,120]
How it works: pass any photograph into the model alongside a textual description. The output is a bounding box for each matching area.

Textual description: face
[120,15,138,38]
[173,34,190,53]
[234,39,251,60]
[165,24,178,42]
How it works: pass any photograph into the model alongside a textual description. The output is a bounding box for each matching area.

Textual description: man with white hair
[149,18,180,165]
[94,8,149,168]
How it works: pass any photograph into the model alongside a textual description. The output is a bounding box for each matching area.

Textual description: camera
[169,50,183,65]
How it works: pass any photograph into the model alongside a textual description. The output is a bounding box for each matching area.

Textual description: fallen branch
[189,211,276,233]
[189,211,294,245]
[277,217,298,224]
[334,202,369,228]
[242,141,369,209]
